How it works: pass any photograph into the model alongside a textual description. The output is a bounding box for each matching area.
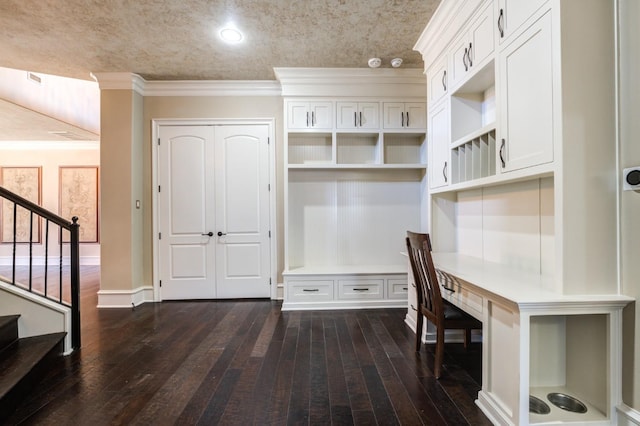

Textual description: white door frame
[151,118,277,301]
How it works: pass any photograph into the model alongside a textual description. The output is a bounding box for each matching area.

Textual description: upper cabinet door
[499,11,553,173]
[309,102,333,129]
[429,100,450,189]
[383,103,426,130]
[427,58,448,106]
[404,103,427,129]
[336,102,379,129]
[449,1,495,89]
[288,101,333,130]
[497,0,548,43]
[288,101,312,129]
[383,103,404,129]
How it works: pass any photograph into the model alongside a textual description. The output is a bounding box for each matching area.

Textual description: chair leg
[415,314,423,352]
[434,326,445,379]
[464,328,472,349]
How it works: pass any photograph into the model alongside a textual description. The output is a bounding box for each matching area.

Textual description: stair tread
[0,316,20,330]
[0,332,66,400]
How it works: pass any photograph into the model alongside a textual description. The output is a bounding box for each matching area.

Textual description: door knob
[202,232,214,237]
[217,231,226,236]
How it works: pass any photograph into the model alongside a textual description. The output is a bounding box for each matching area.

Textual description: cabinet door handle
[463,47,469,71]
[306,111,309,127]
[354,111,357,127]
[498,9,504,38]
[468,42,473,67]
[401,111,405,127]
[442,70,447,91]
[500,139,506,168]
[406,112,409,127]
[312,111,315,126]
[443,161,448,182]
[442,286,455,293]
[410,304,418,312]
[359,111,362,127]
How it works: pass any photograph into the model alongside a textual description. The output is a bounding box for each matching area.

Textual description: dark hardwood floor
[2,267,490,425]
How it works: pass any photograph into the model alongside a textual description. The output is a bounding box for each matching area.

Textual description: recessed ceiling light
[219,25,243,43]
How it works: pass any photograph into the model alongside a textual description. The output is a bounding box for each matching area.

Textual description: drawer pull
[353,288,369,292]
[402,287,408,291]
[410,304,418,312]
[442,286,455,293]
[302,288,319,292]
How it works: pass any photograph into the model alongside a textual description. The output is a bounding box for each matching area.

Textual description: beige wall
[100,90,138,291]
[0,144,100,263]
[142,95,284,288]
[620,0,640,410]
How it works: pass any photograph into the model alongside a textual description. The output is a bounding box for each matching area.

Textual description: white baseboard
[618,404,640,425]
[0,256,100,266]
[97,286,154,308]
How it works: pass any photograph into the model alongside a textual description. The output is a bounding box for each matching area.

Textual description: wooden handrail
[0,186,72,229]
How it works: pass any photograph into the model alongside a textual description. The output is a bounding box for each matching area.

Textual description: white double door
[157,124,271,299]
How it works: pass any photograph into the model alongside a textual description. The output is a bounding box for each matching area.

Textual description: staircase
[0,315,65,421]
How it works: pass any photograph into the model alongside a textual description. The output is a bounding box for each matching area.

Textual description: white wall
[619,0,640,415]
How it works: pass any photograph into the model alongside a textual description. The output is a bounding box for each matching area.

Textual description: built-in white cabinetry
[449,1,495,89]
[415,1,630,425]
[336,101,379,130]
[275,68,428,311]
[498,10,553,173]
[428,99,449,189]
[287,101,333,130]
[427,58,448,106]
[382,102,426,130]
[496,0,548,43]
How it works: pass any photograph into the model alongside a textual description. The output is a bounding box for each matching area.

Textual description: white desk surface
[432,252,633,308]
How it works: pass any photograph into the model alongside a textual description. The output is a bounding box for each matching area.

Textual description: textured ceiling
[0,99,98,141]
[0,0,439,81]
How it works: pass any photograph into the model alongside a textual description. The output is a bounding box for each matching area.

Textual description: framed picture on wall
[59,166,99,243]
[0,166,42,244]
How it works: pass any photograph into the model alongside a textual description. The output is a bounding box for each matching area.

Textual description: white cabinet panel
[499,11,553,173]
[287,280,334,302]
[427,58,448,105]
[338,279,383,300]
[387,278,409,300]
[429,100,450,188]
[450,1,495,89]
[383,102,426,130]
[337,102,379,130]
[287,101,333,129]
[497,0,548,43]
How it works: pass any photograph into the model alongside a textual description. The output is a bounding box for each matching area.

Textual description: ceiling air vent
[27,72,42,84]
[48,131,88,140]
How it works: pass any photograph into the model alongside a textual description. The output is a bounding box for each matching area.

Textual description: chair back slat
[406,231,444,321]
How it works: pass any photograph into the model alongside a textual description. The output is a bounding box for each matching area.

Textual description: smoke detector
[368,58,381,68]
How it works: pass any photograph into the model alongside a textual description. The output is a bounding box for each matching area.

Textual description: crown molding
[414,0,483,70]
[90,72,146,95]
[142,80,281,97]
[90,72,281,97]
[274,67,426,98]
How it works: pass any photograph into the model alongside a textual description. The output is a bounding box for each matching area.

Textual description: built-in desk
[406,253,633,426]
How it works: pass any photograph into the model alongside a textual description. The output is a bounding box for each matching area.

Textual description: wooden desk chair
[406,231,482,379]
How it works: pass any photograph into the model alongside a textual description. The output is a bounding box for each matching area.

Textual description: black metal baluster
[12,203,17,285]
[59,227,63,303]
[29,211,33,291]
[44,220,49,298]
